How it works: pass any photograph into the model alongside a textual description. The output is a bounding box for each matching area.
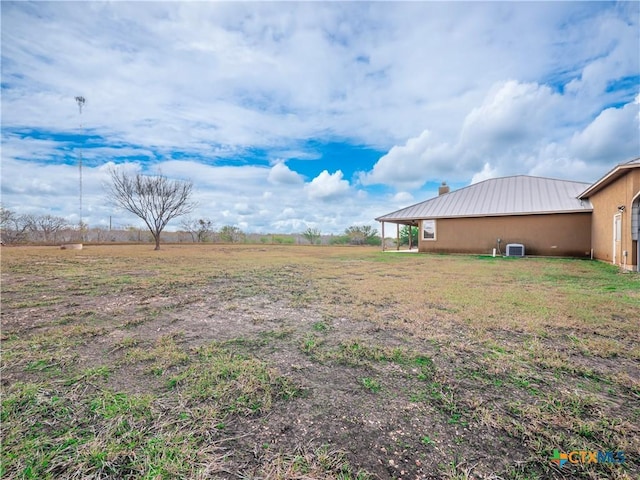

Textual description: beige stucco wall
[418,213,592,257]
[587,169,640,269]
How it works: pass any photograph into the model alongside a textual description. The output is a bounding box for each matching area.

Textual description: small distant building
[375,158,640,271]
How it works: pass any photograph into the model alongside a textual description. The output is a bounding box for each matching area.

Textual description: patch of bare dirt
[78,284,534,479]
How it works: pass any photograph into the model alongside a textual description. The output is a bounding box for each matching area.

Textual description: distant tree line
[329,225,381,246]
[1,207,73,244]
[1,207,382,247]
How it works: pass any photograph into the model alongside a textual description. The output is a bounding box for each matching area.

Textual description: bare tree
[106,168,195,250]
[180,217,213,243]
[29,214,69,243]
[0,207,30,244]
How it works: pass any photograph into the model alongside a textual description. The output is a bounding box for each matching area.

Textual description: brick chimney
[438,182,450,196]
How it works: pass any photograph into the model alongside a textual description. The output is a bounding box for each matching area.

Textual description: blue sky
[1,1,639,234]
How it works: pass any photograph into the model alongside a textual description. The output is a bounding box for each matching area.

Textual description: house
[376,176,593,257]
[578,158,640,271]
[376,158,640,271]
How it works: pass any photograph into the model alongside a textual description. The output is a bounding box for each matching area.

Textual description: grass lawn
[1,244,638,479]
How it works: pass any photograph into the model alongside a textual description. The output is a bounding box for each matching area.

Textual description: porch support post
[408,224,413,250]
[381,222,385,251]
[396,223,400,251]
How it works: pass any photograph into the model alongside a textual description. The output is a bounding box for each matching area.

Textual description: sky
[1,1,639,234]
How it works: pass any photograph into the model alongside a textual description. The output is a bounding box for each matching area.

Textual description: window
[422,219,436,241]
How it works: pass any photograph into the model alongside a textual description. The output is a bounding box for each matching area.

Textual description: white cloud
[234,203,255,216]
[1,134,66,162]
[304,170,350,201]
[1,2,638,232]
[268,162,304,185]
[0,157,113,226]
[392,192,414,203]
[359,131,460,189]
[460,81,561,150]
[277,208,297,219]
[4,2,635,152]
[361,78,639,189]
[470,163,499,185]
[563,7,640,105]
[527,152,597,182]
[569,101,640,164]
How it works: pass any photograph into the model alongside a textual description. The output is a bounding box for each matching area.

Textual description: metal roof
[376,175,593,223]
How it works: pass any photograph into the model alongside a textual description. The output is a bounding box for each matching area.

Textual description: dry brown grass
[1,244,638,479]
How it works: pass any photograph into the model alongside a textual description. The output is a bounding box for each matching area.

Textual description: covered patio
[379,219,419,252]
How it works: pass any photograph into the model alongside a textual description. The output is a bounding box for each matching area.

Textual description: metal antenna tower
[75,96,86,235]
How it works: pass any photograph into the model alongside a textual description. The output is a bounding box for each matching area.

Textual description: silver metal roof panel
[376,176,592,222]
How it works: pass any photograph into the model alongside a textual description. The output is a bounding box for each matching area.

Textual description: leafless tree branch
[106,167,195,250]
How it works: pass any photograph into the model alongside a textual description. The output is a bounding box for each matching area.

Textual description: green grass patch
[122,333,189,375]
[167,342,302,414]
[360,377,381,393]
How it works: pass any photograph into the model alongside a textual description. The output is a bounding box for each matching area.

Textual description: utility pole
[75,96,86,240]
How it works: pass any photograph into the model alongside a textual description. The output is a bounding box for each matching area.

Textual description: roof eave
[376,209,593,222]
[579,161,640,199]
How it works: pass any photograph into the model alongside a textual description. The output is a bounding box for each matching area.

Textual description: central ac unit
[505,243,525,257]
